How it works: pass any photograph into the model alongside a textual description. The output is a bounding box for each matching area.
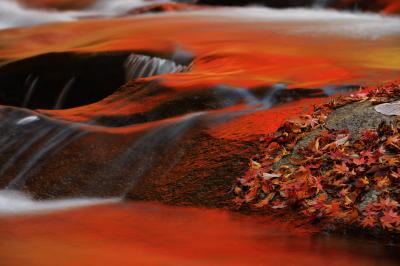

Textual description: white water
[125,54,189,81]
[0,190,119,215]
[86,0,172,16]
[16,115,40,125]
[0,0,399,40]
[187,7,400,39]
[0,0,173,29]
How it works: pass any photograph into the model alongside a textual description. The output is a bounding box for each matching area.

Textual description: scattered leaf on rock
[234,83,400,234]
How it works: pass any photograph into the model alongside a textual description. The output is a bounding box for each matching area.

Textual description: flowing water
[0,1,399,265]
[0,199,399,266]
[0,0,175,29]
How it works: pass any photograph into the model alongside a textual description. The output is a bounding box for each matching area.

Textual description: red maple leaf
[333,163,350,175]
[360,149,378,164]
[355,177,369,188]
[352,157,366,166]
[391,168,400,179]
[330,150,347,161]
[386,135,400,150]
[378,197,400,211]
[380,210,400,230]
[361,215,377,228]
[374,176,391,189]
[361,129,379,142]
[326,200,342,217]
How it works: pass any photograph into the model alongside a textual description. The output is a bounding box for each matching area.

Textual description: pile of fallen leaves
[234,83,400,233]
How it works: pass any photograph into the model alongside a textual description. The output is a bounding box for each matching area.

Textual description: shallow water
[0,0,173,29]
[0,201,398,266]
[0,3,399,265]
[0,190,119,215]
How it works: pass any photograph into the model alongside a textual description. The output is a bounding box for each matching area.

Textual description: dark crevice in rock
[0,51,192,110]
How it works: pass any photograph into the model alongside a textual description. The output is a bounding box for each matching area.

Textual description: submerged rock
[0,63,353,205]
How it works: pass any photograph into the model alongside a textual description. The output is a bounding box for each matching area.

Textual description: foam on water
[0,0,399,40]
[184,7,400,39]
[0,190,119,215]
[0,0,78,29]
[86,0,172,16]
[0,0,172,29]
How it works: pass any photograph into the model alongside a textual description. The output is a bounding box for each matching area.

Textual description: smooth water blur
[0,190,119,214]
[0,0,173,29]
[2,7,399,90]
[0,3,399,265]
[0,201,398,266]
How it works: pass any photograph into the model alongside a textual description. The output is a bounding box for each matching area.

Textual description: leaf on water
[374,100,400,116]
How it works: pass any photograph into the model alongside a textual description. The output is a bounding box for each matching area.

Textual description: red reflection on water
[0,202,397,266]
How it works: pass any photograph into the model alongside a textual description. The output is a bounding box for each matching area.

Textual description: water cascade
[124,54,190,81]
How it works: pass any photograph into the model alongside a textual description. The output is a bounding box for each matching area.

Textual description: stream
[0,1,399,265]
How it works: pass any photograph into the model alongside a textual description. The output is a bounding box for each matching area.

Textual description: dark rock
[196,0,314,8]
[0,51,190,110]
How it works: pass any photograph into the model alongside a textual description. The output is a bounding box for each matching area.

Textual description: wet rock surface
[0,70,356,206]
[0,106,259,206]
[126,132,261,208]
[325,100,399,134]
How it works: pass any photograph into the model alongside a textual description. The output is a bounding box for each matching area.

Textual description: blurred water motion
[0,201,398,266]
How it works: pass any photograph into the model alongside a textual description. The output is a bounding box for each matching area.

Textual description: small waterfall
[213,86,260,108]
[0,112,23,153]
[261,83,287,109]
[83,111,205,195]
[124,54,189,81]
[22,76,38,108]
[0,0,173,30]
[54,78,76,109]
[6,123,86,190]
[0,126,55,179]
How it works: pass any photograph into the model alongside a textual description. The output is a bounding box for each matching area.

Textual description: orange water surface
[0,202,399,266]
[0,7,399,266]
[1,9,399,91]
